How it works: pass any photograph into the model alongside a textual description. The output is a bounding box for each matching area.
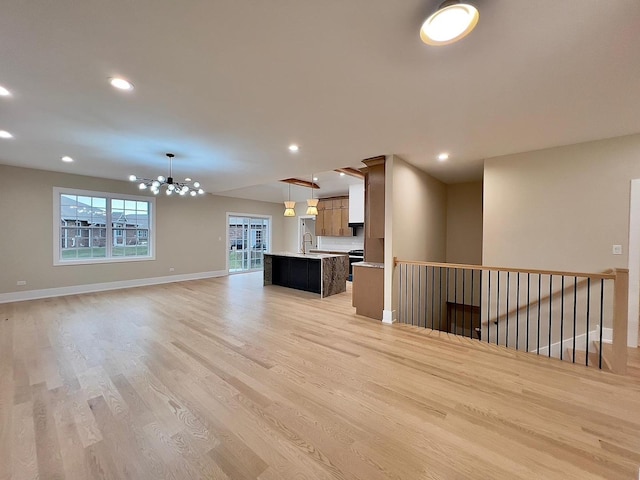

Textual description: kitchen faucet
[302,232,313,254]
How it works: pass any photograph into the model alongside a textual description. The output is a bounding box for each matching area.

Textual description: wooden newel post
[612,268,629,374]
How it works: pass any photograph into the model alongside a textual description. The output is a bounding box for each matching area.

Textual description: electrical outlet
[169,267,175,272]
[612,245,623,255]
[16,280,26,286]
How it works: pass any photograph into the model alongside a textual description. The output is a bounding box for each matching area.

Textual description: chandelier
[129,153,205,196]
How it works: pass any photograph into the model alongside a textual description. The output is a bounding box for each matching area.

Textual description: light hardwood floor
[1,272,640,480]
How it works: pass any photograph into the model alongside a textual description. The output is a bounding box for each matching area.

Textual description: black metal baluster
[470,269,475,339]
[454,268,458,335]
[414,265,420,326]
[537,274,541,355]
[462,268,466,337]
[445,267,450,333]
[407,264,415,325]
[496,270,500,345]
[431,265,435,330]
[526,273,531,352]
[560,276,565,360]
[487,270,491,343]
[439,267,443,332]
[572,277,577,363]
[516,273,520,351]
[586,278,591,367]
[398,264,407,323]
[548,275,553,358]
[598,279,604,369]
[506,271,510,348]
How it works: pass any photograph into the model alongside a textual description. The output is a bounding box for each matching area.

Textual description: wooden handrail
[479,269,615,326]
[394,259,617,280]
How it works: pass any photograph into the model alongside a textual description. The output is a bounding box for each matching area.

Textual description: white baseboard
[0,270,228,304]
[382,309,397,324]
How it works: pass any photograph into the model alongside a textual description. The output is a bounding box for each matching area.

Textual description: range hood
[348,183,364,224]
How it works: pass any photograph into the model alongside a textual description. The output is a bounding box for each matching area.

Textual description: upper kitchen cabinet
[363,156,386,263]
[315,196,352,237]
[363,156,385,239]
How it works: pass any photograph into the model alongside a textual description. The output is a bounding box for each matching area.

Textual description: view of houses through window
[56,189,153,263]
[228,215,270,272]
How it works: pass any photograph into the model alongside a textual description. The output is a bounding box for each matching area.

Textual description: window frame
[53,187,156,266]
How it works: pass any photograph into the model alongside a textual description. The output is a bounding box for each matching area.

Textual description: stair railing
[394,259,628,374]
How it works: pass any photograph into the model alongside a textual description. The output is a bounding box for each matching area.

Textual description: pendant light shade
[420,1,479,46]
[284,201,296,217]
[306,198,319,216]
[283,184,296,217]
[306,174,318,216]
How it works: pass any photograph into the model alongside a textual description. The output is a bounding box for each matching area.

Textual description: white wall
[483,133,640,346]
[446,181,483,265]
[384,155,447,320]
[0,164,285,297]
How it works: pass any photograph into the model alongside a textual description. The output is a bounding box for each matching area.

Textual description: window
[53,188,155,265]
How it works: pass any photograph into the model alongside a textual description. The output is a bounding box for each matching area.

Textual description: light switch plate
[612,245,623,255]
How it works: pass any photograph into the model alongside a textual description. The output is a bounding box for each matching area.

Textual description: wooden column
[612,268,629,374]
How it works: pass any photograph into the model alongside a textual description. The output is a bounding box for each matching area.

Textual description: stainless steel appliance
[348,249,364,281]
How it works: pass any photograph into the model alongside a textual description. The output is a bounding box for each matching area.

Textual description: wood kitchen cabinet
[314,196,351,237]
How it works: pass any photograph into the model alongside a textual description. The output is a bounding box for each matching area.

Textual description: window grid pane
[58,191,152,263]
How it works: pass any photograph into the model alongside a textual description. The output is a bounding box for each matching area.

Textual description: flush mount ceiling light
[438,152,449,161]
[109,77,134,91]
[129,153,204,197]
[0,130,13,139]
[0,85,11,96]
[306,174,319,216]
[61,156,74,163]
[288,144,299,152]
[420,1,479,46]
[284,184,296,217]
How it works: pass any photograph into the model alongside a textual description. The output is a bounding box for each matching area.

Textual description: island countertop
[267,251,346,259]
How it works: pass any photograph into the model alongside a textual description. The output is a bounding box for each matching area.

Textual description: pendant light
[284,184,296,217]
[306,175,319,216]
[420,1,479,46]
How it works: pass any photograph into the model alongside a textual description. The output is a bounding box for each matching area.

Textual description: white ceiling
[1,1,640,203]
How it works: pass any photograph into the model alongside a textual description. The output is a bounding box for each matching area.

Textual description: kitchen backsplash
[317,229,364,251]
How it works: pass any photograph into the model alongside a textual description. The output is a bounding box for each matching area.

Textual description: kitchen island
[264,252,348,297]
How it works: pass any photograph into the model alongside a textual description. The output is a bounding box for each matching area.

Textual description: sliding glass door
[228,215,270,273]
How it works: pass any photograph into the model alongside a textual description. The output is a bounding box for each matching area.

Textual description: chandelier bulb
[190,190,197,196]
[157,175,166,182]
[129,175,137,182]
[139,183,147,190]
[193,181,200,188]
[198,188,204,194]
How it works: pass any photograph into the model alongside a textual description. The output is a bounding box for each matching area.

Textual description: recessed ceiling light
[420,1,479,46]
[0,130,13,139]
[185,177,192,182]
[109,77,134,91]
[339,172,346,176]
[0,85,11,96]
[288,144,299,152]
[438,153,449,161]
[313,177,318,181]
[61,156,74,163]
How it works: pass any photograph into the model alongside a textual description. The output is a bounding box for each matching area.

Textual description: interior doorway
[627,179,640,347]
[299,216,317,253]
